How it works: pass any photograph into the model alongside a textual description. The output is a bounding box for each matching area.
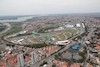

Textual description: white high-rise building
[17,54,24,67]
[31,51,37,62]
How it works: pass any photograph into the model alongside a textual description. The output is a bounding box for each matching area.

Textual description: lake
[0,16,33,22]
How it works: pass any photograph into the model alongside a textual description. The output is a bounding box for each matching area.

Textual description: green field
[34,28,77,41]
[7,27,78,47]
[53,28,77,41]
[5,22,22,35]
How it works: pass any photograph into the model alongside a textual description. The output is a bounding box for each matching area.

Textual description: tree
[40,61,47,66]
[52,63,56,67]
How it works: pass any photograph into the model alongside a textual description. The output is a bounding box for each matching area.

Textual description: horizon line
[0,12,100,17]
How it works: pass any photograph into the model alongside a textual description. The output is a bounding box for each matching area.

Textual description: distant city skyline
[0,0,100,16]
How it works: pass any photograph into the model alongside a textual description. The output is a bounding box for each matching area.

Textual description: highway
[83,27,96,67]
[25,28,85,67]
[0,23,85,67]
[32,42,75,67]
[0,23,11,44]
[0,23,11,35]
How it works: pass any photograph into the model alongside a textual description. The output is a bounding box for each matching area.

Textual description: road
[32,42,75,67]
[82,27,96,67]
[25,28,85,67]
[24,41,75,67]
[0,23,11,35]
[0,23,85,67]
[0,23,11,44]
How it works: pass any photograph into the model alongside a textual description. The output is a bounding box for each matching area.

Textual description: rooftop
[0,60,6,67]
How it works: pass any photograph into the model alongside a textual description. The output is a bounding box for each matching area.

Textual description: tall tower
[17,54,24,67]
[31,51,37,62]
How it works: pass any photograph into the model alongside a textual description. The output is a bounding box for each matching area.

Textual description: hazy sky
[0,0,100,16]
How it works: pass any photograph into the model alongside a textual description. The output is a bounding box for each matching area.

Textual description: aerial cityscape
[0,0,100,67]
